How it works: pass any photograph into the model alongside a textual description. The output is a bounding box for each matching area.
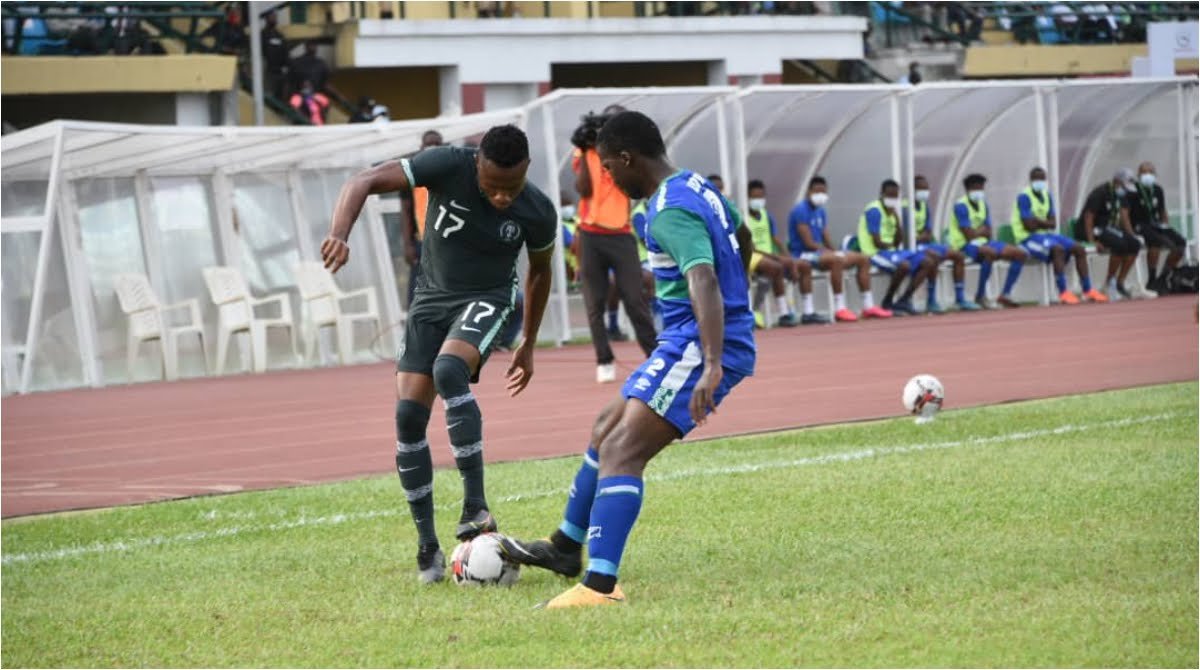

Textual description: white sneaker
[596,363,616,384]
[1131,285,1158,300]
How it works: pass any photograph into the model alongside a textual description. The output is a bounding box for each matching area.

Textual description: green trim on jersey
[650,207,714,302]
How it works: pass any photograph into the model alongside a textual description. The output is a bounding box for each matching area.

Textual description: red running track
[2,296,1196,518]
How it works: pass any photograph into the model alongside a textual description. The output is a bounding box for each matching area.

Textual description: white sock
[862,292,875,309]
[801,293,815,315]
[775,295,790,315]
[835,293,847,310]
[1108,277,1118,291]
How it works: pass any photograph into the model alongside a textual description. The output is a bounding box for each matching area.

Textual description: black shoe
[800,312,829,325]
[417,544,445,584]
[1117,284,1133,300]
[497,536,583,578]
[455,509,498,541]
[776,313,800,327]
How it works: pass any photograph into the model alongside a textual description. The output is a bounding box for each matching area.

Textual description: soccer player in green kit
[322,125,558,583]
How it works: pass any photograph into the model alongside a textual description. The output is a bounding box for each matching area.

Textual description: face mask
[1140,173,1156,186]
[968,190,986,202]
[748,198,767,211]
[1115,186,1126,197]
[883,197,901,210]
[809,192,829,207]
[1031,180,1048,192]
[560,206,575,220]
[915,189,930,202]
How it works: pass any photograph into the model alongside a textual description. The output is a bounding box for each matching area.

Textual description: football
[450,532,521,587]
[902,374,944,423]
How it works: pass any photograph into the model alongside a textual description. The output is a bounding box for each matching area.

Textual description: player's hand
[505,342,535,397]
[689,365,723,427]
[403,243,418,267]
[321,236,350,273]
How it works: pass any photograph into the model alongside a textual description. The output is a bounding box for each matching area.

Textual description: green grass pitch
[3,382,1196,667]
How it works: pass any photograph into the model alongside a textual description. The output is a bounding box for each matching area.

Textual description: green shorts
[396,284,518,383]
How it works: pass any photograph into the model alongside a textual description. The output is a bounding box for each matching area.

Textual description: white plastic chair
[201,266,298,374]
[292,261,383,365]
[113,273,207,382]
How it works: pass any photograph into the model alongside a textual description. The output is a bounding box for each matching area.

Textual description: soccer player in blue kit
[500,111,757,608]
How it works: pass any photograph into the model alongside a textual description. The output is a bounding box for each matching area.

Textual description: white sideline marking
[1,413,1180,567]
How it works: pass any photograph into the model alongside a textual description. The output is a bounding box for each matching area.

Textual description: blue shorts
[795,250,823,264]
[917,242,950,258]
[1020,233,1075,263]
[622,337,747,437]
[961,240,1008,262]
[870,249,921,275]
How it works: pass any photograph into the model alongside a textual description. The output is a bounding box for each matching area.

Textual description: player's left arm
[1155,186,1168,225]
[652,207,724,426]
[736,222,753,272]
[686,262,725,426]
[1119,202,1135,236]
[506,211,557,397]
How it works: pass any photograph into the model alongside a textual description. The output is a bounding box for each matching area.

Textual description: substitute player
[947,173,1028,309]
[322,125,557,584]
[1011,166,1107,305]
[909,174,979,313]
[500,111,756,608]
[746,179,827,326]
[857,179,939,316]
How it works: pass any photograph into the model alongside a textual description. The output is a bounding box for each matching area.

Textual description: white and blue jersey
[621,170,756,436]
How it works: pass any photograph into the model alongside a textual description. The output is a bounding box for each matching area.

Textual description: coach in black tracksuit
[1131,161,1186,293]
[1077,168,1142,300]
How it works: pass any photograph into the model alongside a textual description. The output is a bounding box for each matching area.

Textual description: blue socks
[1055,271,1067,293]
[954,281,965,303]
[926,280,937,304]
[558,446,600,544]
[1081,275,1092,292]
[583,476,644,591]
[1002,261,1023,296]
[976,262,993,301]
[607,309,620,331]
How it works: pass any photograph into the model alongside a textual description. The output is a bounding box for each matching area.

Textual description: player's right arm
[324,160,410,272]
[953,202,981,240]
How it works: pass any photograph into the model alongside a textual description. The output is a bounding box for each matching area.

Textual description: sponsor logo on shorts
[649,387,677,413]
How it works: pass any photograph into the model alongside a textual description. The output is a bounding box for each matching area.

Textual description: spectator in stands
[946,173,1027,309]
[947,3,983,41]
[350,96,378,123]
[202,4,245,55]
[857,179,940,316]
[1076,169,1143,301]
[289,80,330,126]
[1131,161,1183,295]
[788,176,892,322]
[261,10,289,100]
[1011,167,1108,305]
[289,41,330,95]
[573,104,657,383]
[898,61,922,85]
[399,130,445,307]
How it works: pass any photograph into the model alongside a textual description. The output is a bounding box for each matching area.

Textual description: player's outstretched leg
[499,397,624,577]
[539,399,682,609]
[431,348,497,541]
[394,373,442,583]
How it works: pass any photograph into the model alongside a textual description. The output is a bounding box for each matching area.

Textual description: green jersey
[401,147,557,293]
